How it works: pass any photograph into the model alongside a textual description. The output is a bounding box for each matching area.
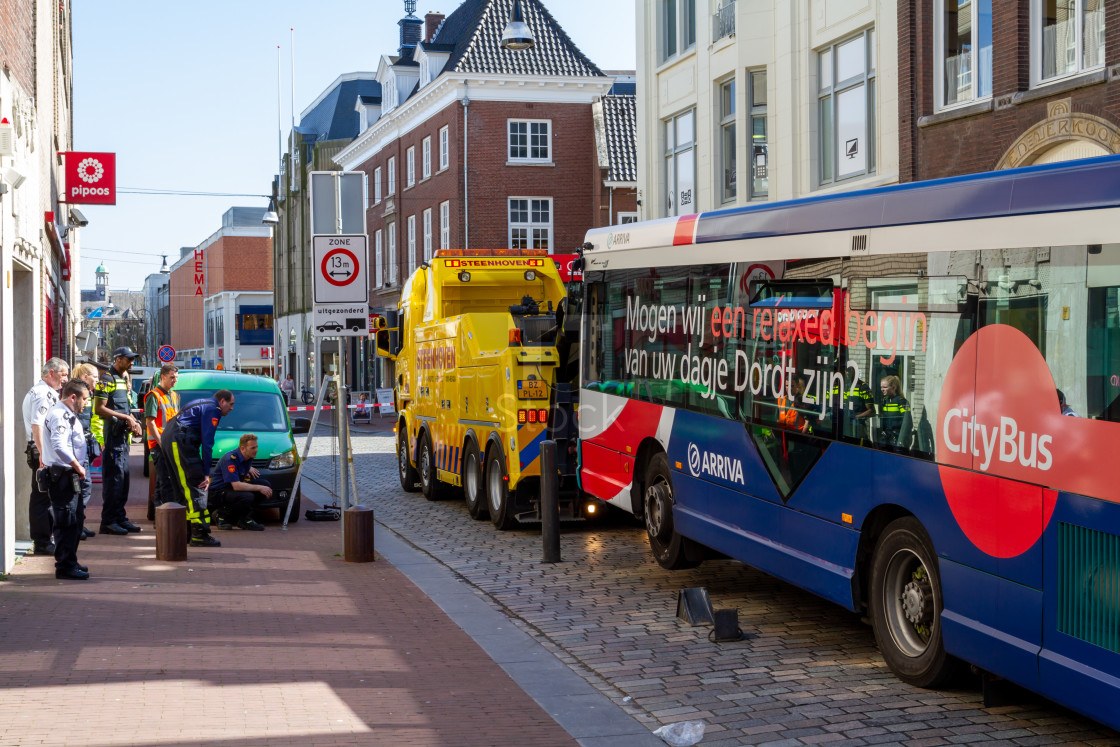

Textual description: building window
[509,198,552,251]
[818,29,876,186]
[423,208,433,261]
[661,0,696,61]
[508,120,551,162]
[749,69,768,199]
[1036,0,1105,83]
[407,215,417,275]
[406,146,416,187]
[422,136,432,179]
[388,156,396,195]
[439,126,449,171]
[374,167,382,204]
[388,223,398,284]
[937,0,992,107]
[718,78,736,203]
[375,229,383,287]
[440,200,450,249]
[617,212,638,224]
[664,109,695,216]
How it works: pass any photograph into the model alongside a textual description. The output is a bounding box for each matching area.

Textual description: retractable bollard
[155,502,188,561]
[540,440,561,563]
[344,505,375,562]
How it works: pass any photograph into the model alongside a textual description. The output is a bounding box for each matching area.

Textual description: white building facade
[635,0,899,219]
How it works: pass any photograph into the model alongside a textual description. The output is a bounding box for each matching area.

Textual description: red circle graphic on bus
[936,325,1060,558]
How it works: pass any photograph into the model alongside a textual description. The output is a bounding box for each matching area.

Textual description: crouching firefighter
[41,379,93,580]
[160,389,235,547]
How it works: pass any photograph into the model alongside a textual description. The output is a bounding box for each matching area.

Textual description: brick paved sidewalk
[0,448,576,747]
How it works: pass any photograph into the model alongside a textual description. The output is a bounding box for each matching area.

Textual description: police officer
[21,357,69,555]
[41,379,92,580]
[72,363,102,540]
[94,347,143,535]
[160,389,235,547]
[877,375,913,450]
[143,364,179,519]
[209,434,271,532]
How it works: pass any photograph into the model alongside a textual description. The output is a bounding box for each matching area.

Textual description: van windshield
[174,390,290,432]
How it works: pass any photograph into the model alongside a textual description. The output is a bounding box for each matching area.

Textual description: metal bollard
[540,440,561,563]
[155,502,188,561]
[343,505,375,562]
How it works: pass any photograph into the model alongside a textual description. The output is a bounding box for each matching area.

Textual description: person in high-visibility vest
[777,374,811,434]
[144,364,180,519]
[877,375,913,450]
[93,347,143,535]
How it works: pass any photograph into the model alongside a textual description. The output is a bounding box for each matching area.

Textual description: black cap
[112,346,139,360]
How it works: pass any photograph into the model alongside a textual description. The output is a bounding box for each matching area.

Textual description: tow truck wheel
[419,433,447,501]
[462,440,488,520]
[398,429,419,492]
[486,447,516,530]
[644,453,701,570]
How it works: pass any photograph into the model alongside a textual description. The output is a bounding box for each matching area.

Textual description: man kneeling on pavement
[209,434,271,532]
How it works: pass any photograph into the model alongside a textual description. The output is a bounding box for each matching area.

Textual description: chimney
[425,12,445,42]
[399,15,423,53]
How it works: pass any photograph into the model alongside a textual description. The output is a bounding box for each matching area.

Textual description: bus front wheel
[644,453,700,570]
[869,517,959,688]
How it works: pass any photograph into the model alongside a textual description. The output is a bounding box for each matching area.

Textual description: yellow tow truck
[376,249,589,528]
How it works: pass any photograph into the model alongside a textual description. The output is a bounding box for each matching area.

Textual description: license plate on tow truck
[517,380,547,400]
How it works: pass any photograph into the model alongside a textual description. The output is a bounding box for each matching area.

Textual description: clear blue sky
[73,0,637,292]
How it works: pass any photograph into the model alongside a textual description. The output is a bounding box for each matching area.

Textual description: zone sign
[313,235,368,304]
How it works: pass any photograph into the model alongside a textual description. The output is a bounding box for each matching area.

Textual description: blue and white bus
[578,155,1120,730]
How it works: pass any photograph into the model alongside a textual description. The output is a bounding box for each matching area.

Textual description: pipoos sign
[64,152,116,205]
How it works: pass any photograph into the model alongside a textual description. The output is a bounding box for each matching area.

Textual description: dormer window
[421,57,431,86]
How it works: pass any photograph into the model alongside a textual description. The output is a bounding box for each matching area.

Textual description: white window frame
[374,229,384,287]
[748,68,769,200]
[660,0,697,63]
[617,211,639,224]
[508,119,552,164]
[423,208,433,261]
[935,0,993,110]
[388,223,398,284]
[422,136,432,179]
[664,109,696,216]
[406,146,416,188]
[818,29,876,187]
[508,197,553,252]
[388,156,397,195]
[718,77,737,204]
[407,214,417,274]
[440,200,450,249]
[439,126,449,171]
[373,166,382,204]
[1032,0,1106,86]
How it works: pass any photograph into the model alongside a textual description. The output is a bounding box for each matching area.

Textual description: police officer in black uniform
[94,347,143,535]
[41,380,93,580]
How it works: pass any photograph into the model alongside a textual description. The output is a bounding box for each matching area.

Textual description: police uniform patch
[38,406,47,414]
[228,465,236,473]
[212,417,219,426]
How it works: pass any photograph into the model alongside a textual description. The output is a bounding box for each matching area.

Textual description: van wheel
[869,517,960,688]
[486,446,516,530]
[419,433,447,501]
[462,440,488,520]
[398,429,419,492]
[644,453,700,570]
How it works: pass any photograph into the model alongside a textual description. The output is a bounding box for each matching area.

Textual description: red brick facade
[899,0,1120,181]
[0,0,35,94]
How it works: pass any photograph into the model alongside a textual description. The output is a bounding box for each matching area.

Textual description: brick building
[333,0,634,388]
[900,1,1120,180]
[168,208,273,372]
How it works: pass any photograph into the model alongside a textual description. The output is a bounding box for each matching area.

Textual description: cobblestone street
[301,427,1120,746]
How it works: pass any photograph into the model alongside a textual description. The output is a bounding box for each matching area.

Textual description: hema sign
[64,152,116,204]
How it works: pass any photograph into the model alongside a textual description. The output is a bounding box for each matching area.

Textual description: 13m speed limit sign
[313,235,368,304]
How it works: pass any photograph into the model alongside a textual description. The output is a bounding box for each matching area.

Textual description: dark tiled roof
[300,77,383,141]
[433,0,604,78]
[601,94,636,183]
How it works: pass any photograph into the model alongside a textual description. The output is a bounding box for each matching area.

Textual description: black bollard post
[540,440,561,563]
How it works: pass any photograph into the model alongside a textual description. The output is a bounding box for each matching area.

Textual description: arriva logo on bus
[687,442,745,485]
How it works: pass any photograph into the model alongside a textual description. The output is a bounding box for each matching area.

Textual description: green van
[171,370,310,521]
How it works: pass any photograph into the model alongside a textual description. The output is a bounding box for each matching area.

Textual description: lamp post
[501,0,536,50]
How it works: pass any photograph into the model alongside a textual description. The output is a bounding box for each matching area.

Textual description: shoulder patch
[228,464,236,473]
[211,417,219,427]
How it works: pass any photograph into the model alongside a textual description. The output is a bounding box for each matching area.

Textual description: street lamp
[262,196,279,225]
[501,0,535,51]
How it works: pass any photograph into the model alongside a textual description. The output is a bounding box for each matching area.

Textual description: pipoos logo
[64,151,116,205]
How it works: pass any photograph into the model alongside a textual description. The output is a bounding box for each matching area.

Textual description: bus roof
[585,154,1120,252]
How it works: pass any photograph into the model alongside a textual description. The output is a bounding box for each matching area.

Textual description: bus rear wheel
[869,517,959,688]
[398,429,419,493]
[419,433,447,501]
[486,447,516,530]
[462,440,488,520]
[644,453,700,570]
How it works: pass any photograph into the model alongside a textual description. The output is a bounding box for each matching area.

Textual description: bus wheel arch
[630,437,667,520]
[855,505,913,611]
[643,451,701,570]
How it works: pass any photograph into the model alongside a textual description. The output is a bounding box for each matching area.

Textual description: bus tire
[486,446,516,530]
[462,440,488,520]
[419,432,447,501]
[398,429,419,493]
[644,453,700,570]
[869,517,959,688]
